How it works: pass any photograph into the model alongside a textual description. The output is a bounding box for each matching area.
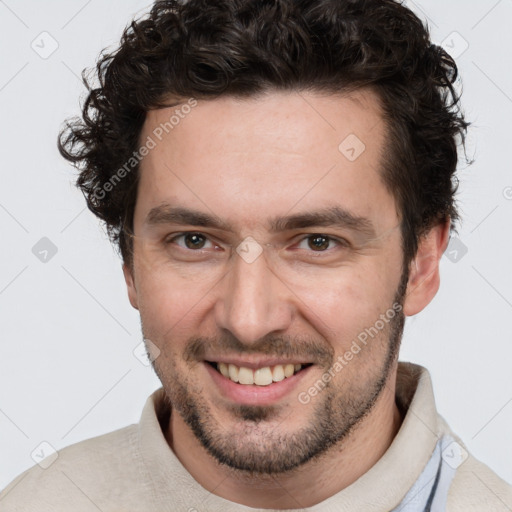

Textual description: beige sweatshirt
[1,362,511,511]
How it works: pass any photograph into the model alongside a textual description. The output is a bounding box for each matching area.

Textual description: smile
[208,361,311,386]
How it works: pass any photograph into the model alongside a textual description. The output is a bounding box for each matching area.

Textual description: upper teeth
[217,362,303,386]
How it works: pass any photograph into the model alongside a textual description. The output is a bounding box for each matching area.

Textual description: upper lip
[204,356,312,369]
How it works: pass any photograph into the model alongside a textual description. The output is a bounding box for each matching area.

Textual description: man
[1,0,511,510]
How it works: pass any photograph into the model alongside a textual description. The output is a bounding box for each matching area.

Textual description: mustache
[184,334,334,367]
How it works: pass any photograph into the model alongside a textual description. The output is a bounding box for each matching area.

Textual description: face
[125,89,410,474]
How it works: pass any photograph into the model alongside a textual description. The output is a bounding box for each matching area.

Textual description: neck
[166,372,403,509]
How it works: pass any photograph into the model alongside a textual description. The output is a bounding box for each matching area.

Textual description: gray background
[0,0,511,490]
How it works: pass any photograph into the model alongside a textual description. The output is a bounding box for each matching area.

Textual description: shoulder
[437,415,512,512]
[447,453,512,512]
[0,424,147,512]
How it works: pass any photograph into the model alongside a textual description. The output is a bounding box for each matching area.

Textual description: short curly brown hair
[58,0,469,269]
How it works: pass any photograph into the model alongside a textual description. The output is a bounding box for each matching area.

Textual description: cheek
[295,262,399,346]
[134,267,204,342]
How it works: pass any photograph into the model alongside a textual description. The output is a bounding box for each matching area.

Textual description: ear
[402,220,451,317]
[122,262,139,310]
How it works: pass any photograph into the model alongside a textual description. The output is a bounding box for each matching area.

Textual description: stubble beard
[151,269,408,475]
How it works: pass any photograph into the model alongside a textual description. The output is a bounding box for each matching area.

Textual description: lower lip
[204,363,313,406]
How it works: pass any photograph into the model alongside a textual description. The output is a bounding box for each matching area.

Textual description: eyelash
[164,232,349,255]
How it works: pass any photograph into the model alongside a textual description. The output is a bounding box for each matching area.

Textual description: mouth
[206,361,313,386]
[203,354,316,405]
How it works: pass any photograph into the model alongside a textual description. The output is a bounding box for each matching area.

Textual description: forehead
[143,89,383,156]
[135,89,398,234]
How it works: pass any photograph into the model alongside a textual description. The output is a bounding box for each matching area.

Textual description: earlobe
[122,263,139,310]
[402,220,451,317]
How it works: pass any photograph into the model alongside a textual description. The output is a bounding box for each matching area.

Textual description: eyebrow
[144,204,377,238]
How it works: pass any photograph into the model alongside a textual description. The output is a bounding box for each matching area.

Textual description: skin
[123,89,450,508]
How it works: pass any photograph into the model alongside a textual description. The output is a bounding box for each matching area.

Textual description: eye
[165,232,217,251]
[296,234,348,253]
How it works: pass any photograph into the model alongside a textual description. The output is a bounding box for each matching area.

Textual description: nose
[214,245,293,345]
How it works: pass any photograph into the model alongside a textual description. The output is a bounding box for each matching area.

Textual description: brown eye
[183,233,207,249]
[308,235,330,251]
[296,234,347,253]
[166,232,214,250]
